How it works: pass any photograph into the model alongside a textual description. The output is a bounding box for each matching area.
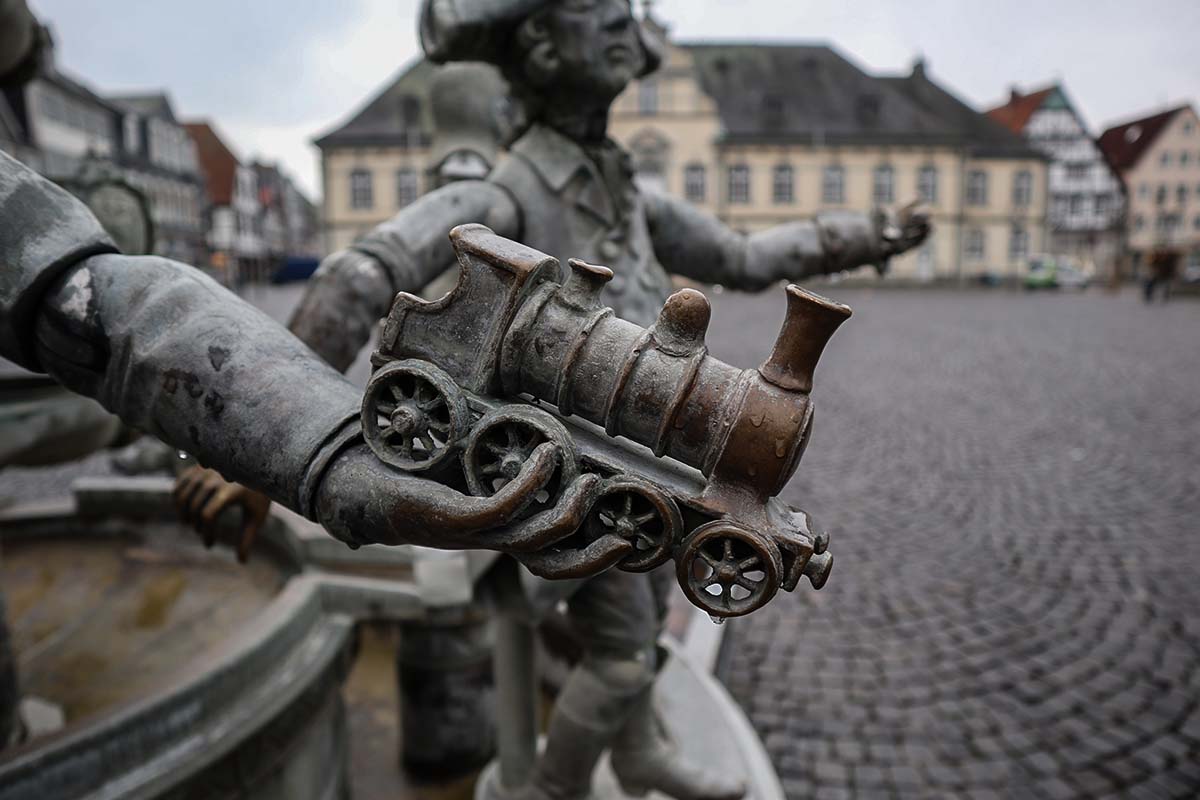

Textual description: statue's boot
[513,656,650,800]
[610,690,747,800]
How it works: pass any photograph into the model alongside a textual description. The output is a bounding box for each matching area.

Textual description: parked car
[1024,256,1093,291]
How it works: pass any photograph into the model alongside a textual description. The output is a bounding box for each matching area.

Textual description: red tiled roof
[985,86,1057,134]
[182,121,239,206]
[1098,106,1189,172]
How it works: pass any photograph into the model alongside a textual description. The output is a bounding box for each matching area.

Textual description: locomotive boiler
[362,224,850,618]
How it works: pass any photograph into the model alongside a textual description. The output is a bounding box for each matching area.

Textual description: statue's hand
[174,467,271,563]
[880,201,932,261]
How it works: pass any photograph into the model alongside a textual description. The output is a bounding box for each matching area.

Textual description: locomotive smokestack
[758,285,852,393]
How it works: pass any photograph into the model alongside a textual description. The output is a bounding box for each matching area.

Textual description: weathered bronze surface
[365,224,844,618]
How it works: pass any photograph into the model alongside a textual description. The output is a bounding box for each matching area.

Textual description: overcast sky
[29,0,1199,200]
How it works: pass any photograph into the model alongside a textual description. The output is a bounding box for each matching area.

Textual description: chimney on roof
[1010,86,1022,104]
[911,57,926,79]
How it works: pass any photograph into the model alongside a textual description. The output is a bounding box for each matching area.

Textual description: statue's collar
[511,124,622,225]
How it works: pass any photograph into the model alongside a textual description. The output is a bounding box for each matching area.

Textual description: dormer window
[762,95,784,128]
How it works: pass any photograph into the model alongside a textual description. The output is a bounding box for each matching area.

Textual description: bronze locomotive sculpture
[363,223,847,618]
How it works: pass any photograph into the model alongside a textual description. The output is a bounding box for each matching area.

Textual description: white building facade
[989,86,1126,278]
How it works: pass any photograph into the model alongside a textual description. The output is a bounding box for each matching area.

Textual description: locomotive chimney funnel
[759,285,852,393]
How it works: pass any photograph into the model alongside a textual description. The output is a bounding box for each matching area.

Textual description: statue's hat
[419,0,661,76]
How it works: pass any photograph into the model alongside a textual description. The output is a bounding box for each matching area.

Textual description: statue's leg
[516,569,661,800]
[608,567,747,800]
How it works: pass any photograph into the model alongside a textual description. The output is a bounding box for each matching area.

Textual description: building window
[1134,215,1145,231]
[873,165,894,204]
[1068,193,1084,216]
[727,165,751,204]
[762,95,785,128]
[398,95,423,148]
[638,80,658,115]
[772,164,794,204]
[917,166,938,203]
[1156,185,1167,206]
[1161,152,1171,167]
[684,164,706,203]
[1178,184,1189,206]
[396,167,419,208]
[1009,224,1029,262]
[1138,183,1149,199]
[1183,151,1192,166]
[822,165,845,204]
[965,228,985,261]
[1013,170,1033,207]
[1194,215,1200,232]
[966,170,988,206]
[123,114,141,154]
[1095,194,1111,217]
[350,169,373,210]
[1065,163,1089,181]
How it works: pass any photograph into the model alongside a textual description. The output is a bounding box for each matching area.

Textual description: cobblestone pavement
[708,287,1200,799]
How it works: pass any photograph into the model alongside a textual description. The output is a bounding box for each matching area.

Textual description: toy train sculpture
[362,224,851,619]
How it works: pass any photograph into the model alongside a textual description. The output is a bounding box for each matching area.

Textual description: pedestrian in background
[1144,247,1179,303]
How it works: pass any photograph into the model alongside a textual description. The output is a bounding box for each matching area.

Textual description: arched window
[350,169,373,210]
[772,164,794,204]
[873,164,895,204]
[728,164,751,204]
[684,164,707,203]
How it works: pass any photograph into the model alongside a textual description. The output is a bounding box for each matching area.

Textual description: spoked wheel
[362,360,470,472]
[463,405,580,518]
[585,477,681,573]
[677,522,782,618]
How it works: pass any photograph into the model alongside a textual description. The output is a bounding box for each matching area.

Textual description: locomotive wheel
[362,360,470,473]
[677,522,782,618]
[585,476,681,573]
[463,405,580,518]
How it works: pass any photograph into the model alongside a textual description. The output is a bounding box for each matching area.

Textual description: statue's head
[421,0,661,108]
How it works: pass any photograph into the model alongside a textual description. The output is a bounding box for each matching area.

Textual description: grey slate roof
[683,42,1040,158]
[109,92,178,122]
[313,42,1041,159]
[313,59,436,150]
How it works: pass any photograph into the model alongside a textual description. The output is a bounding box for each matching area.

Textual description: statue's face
[542,0,646,102]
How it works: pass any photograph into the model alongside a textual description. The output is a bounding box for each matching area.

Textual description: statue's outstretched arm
[0,152,597,554]
[643,191,929,291]
[288,181,520,371]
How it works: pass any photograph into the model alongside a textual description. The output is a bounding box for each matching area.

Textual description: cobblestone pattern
[709,288,1200,799]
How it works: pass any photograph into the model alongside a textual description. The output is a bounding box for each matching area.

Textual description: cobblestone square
[707,287,1200,799]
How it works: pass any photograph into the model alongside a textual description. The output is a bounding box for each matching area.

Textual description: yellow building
[1099,104,1200,273]
[315,28,1048,283]
[610,35,1048,282]
[314,60,438,255]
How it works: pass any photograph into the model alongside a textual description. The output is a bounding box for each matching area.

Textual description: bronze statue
[170,3,928,800]
[1,0,929,796]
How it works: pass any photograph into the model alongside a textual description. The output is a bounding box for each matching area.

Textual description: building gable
[312,59,437,150]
